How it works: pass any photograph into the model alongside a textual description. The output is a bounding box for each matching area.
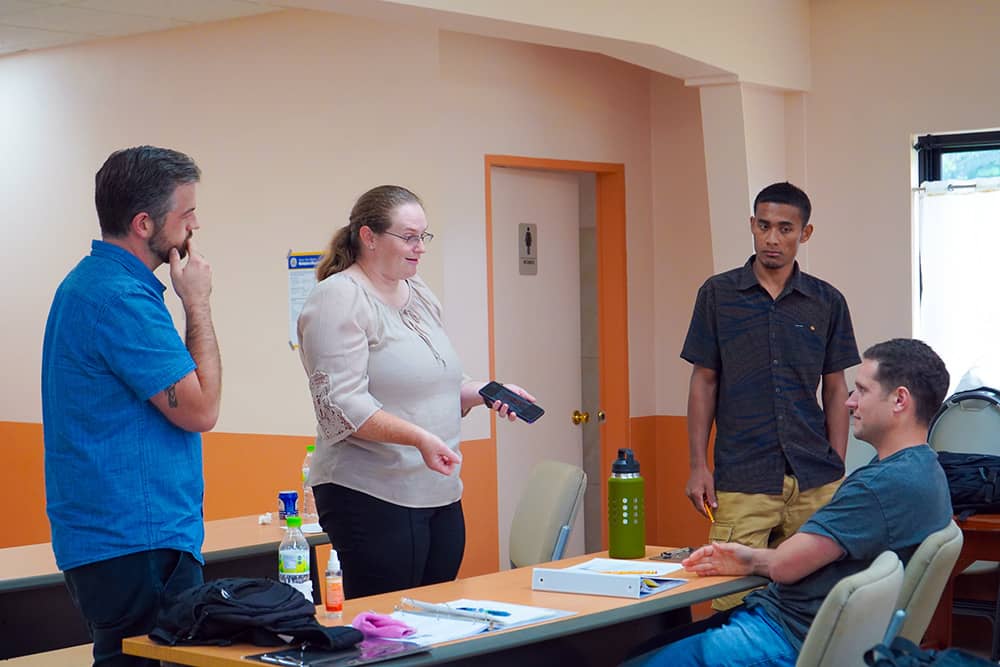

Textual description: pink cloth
[351,612,416,639]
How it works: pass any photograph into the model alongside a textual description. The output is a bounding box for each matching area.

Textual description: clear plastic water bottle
[324,549,344,621]
[301,444,319,530]
[278,515,313,601]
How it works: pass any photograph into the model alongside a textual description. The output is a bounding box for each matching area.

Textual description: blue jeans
[64,549,203,666]
[627,606,797,667]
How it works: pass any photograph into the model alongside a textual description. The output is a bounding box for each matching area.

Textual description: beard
[149,228,190,264]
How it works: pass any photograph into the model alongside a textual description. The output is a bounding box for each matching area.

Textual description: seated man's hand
[682,541,755,577]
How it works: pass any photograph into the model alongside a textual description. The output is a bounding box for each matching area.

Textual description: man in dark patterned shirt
[680,182,860,610]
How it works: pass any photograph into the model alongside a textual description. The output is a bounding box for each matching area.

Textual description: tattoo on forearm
[167,384,178,408]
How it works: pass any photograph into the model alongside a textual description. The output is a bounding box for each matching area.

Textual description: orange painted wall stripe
[2,417,702,574]
[0,422,497,576]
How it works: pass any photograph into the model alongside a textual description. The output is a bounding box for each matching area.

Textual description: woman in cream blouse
[298,185,532,598]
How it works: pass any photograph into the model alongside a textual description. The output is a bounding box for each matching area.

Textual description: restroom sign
[518,223,537,276]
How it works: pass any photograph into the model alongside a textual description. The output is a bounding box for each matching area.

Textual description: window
[914,130,1000,395]
[915,130,1000,182]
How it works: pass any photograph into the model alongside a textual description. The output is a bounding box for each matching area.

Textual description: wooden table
[123,546,766,667]
[924,513,1000,647]
[0,515,328,659]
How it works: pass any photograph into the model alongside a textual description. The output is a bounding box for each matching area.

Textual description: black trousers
[314,483,465,599]
[63,549,203,667]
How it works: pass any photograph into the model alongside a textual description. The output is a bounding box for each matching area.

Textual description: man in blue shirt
[681,182,860,610]
[630,338,953,666]
[42,146,222,666]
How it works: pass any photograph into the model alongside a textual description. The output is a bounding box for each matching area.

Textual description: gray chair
[928,388,1000,659]
[508,460,586,568]
[894,520,964,644]
[796,551,904,667]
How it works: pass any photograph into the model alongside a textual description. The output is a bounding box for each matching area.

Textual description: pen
[456,607,511,617]
[597,569,660,575]
[259,655,304,666]
[703,500,715,523]
[399,597,500,625]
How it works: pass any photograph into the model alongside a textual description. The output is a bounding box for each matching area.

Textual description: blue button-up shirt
[42,240,204,571]
[681,256,860,494]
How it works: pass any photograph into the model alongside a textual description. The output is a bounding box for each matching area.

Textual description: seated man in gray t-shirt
[629,338,954,667]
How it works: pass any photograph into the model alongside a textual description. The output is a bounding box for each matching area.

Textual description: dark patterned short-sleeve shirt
[681,256,860,494]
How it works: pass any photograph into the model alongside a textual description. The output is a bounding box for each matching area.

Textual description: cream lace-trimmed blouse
[297,272,465,508]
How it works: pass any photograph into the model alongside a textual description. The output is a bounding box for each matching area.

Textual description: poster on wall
[288,251,322,349]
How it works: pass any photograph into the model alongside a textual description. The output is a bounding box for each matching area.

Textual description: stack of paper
[532,558,687,598]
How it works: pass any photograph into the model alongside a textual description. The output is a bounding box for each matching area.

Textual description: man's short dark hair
[95,146,200,238]
[753,182,812,225]
[863,338,950,426]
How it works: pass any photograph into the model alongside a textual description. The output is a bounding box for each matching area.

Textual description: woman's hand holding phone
[478,381,544,423]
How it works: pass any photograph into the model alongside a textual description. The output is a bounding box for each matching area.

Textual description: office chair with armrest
[894,520,963,644]
[796,550,904,667]
[928,388,1000,660]
[509,460,587,569]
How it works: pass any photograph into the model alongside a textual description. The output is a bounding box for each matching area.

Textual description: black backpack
[936,451,1000,520]
[865,636,995,666]
[149,577,363,649]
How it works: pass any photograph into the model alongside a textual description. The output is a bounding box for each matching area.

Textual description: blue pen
[456,607,511,617]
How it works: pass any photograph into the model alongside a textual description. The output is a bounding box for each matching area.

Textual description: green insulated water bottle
[608,448,646,558]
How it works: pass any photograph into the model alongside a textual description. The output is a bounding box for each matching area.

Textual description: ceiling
[0,0,283,57]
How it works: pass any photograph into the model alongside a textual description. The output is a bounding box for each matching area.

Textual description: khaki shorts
[710,475,842,611]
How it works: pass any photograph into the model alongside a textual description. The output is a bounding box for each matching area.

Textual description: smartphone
[478,381,544,423]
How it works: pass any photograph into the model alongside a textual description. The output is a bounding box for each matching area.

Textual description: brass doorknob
[597,410,606,422]
[572,410,590,425]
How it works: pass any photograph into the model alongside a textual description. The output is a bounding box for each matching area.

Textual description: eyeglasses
[382,230,434,246]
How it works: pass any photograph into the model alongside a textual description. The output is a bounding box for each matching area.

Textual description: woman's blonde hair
[316,185,423,281]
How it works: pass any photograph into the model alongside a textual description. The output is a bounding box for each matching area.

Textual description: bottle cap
[611,448,640,474]
[307,444,316,452]
[327,549,340,572]
[286,515,303,528]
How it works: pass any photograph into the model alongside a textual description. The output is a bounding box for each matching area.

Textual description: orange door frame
[484,154,630,549]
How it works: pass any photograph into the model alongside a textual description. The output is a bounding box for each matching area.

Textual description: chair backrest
[796,551,904,667]
[895,520,964,644]
[508,460,586,569]
[928,388,1000,454]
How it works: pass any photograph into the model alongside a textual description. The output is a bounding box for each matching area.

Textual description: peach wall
[304,0,812,90]
[0,9,688,437]
[0,9,717,569]
[650,75,714,416]
[805,0,1000,352]
[742,86,792,209]
[698,83,752,274]
[430,30,658,420]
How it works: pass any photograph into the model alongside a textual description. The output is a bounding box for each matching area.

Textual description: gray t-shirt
[745,444,953,649]
[297,272,465,508]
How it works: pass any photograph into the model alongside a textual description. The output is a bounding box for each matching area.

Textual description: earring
[368,245,375,250]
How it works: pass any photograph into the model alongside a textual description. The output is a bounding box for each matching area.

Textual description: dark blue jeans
[315,483,465,599]
[64,549,203,666]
